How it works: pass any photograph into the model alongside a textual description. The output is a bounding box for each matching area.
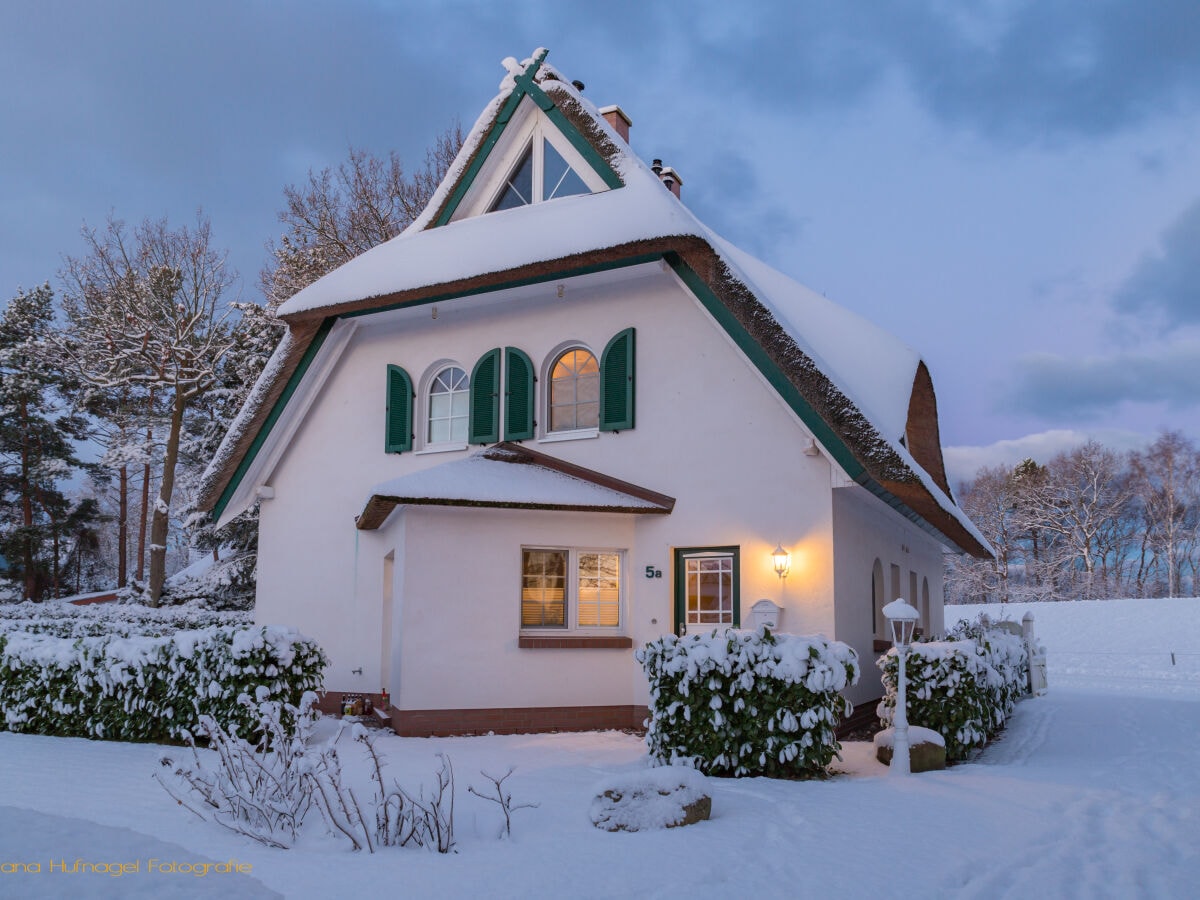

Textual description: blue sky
[2,1,1197,485]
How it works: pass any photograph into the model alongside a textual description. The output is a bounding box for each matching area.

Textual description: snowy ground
[2,598,1198,899]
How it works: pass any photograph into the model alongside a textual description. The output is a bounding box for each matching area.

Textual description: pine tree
[0,285,89,600]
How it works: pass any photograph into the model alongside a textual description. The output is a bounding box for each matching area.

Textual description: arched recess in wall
[872,559,885,637]
[921,577,931,636]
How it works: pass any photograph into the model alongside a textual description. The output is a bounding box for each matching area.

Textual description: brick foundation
[389,704,649,737]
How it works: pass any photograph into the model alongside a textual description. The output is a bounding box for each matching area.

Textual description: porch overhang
[355,442,675,530]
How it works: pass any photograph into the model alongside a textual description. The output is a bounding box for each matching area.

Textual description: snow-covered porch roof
[355,443,676,530]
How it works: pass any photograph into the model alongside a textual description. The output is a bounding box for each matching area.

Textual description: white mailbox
[750,599,782,631]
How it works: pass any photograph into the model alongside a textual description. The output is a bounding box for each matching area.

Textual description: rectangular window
[521,548,622,630]
[521,549,566,627]
[577,552,620,627]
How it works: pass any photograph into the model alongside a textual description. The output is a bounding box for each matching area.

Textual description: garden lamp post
[883,598,920,776]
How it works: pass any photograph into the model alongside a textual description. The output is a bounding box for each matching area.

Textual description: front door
[673,547,740,636]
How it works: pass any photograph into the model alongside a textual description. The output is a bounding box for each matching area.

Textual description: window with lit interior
[548,348,599,432]
[521,548,621,630]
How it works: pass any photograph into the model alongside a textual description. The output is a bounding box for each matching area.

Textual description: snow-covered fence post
[1023,612,1048,696]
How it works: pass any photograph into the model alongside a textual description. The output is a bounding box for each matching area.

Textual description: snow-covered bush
[638,627,859,778]
[948,616,1031,719]
[877,617,1030,761]
[0,622,326,743]
[159,698,473,854]
[877,641,990,760]
[157,691,321,848]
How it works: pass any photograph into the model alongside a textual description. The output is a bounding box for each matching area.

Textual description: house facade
[200,49,990,736]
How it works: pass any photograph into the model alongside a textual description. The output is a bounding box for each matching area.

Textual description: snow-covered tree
[60,214,238,606]
[1017,442,1135,600]
[175,299,285,607]
[0,285,89,600]
[947,465,1022,604]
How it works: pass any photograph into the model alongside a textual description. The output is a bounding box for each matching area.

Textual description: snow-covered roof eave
[355,444,676,530]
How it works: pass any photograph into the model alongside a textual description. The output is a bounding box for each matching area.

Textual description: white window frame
[450,98,609,222]
[416,360,470,454]
[485,125,605,212]
[519,546,625,634]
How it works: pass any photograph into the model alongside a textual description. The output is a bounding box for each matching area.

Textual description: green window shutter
[469,347,501,444]
[504,347,536,441]
[599,327,635,432]
[385,364,413,453]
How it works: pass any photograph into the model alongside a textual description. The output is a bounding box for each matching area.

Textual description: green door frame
[673,546,741,636]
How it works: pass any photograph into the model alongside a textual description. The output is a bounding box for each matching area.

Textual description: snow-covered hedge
[0,600,250,638]
[638,627,859,778]
[877,618,1030,761]
[0,624,327,743]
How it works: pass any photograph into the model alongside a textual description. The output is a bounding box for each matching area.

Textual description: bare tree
[1131,431,1199,597]
[949,465,1022,603]
[60,213,237,605]
[1024,441,1135,600]
[260,125,463,307]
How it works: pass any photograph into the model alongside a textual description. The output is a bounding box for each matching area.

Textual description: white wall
[831,485,947,705]
[255,264,910,709]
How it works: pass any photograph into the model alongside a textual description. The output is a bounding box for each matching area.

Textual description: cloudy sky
[2,1,1197,486]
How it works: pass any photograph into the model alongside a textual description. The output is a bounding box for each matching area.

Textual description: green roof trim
[433,50,621,227]
[211,317,336,522]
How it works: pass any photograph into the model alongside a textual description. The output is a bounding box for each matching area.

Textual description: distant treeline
[947,432,1199,603]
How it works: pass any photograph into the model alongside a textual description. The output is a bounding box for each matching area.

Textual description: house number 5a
[644,566,663,579]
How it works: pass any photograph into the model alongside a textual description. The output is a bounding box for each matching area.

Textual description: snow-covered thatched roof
[200,48,990,558]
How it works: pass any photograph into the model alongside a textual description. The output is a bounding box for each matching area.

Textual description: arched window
[427,365,469,445]
[549,348,599,432]
[872,559,886,637]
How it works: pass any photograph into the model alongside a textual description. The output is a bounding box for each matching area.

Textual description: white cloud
[944,428,1153,488]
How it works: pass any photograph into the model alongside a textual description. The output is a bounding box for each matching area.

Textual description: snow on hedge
[0,605,326,743]
[0,599,250,638]
[638,627,859,778]
[877,616,1030,760]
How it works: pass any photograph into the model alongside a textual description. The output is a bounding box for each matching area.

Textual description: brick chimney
[599,105,632,143]
[651,159,683,199]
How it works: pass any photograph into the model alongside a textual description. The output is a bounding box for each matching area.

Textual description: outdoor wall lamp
[772,544,791,580]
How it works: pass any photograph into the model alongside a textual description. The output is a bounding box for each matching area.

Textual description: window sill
[519,635,633,649]
[538,429,599,444]
[873,639,893,653]
[415,443,468,456]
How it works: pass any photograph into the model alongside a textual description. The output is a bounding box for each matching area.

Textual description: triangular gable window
[487,136,594,213]
[492,146,534,211]
[543,140,589,200]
